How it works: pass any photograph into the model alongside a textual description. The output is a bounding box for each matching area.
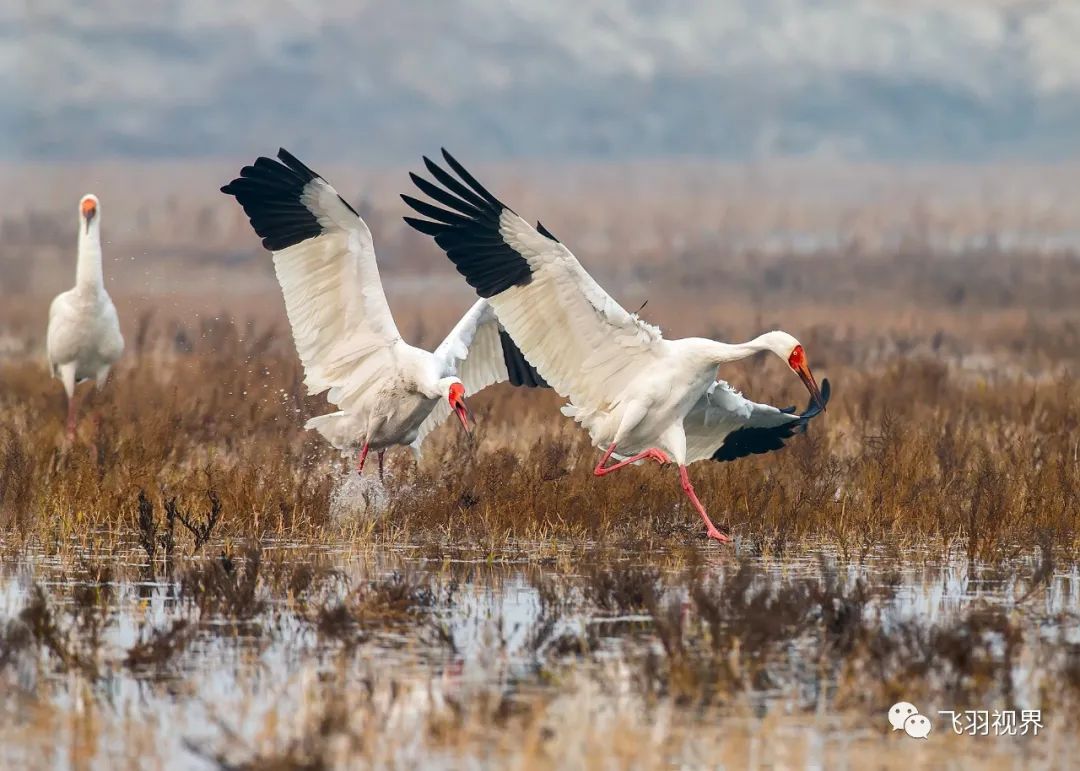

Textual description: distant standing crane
[46,194,124,438]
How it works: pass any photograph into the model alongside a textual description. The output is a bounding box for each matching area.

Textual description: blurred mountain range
[5,0,1080,162]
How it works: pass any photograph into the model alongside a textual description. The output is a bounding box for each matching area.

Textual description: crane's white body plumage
[46,194,124,406]
[223,150,546,461]
[474,207,814,465]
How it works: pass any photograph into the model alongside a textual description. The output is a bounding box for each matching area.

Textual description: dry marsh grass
[0,324,1077,562]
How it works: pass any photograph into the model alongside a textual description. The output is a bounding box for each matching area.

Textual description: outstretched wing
[222,149,401,409]
[402,150,663,413]
[411,299,547,453]
[684,379,831,464]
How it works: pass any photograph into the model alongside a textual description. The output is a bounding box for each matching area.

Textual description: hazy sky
[6,1,1080,162]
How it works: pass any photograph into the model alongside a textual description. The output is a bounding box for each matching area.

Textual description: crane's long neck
[700,334,777,366]
[76,221,104,293]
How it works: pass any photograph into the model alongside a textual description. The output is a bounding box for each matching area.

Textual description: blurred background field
[3,2,1080,769]
[4,158,1080,367]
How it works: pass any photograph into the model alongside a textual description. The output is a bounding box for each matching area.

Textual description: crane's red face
[81,197,97,233]
[788,345,825,411]
[448,382,472,434]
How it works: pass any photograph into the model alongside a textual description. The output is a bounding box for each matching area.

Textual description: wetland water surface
[1,541,1077,769]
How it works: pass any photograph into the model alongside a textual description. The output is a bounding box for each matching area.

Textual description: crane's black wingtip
[402,215,444,237]
[802,377,831,418]
[811,378,832,416]
[711,378,831,463]
[402,150,532,297]
[221,150,324,250]
[536,221,560,242]
[499,329,548,388]
[275,147,294,167]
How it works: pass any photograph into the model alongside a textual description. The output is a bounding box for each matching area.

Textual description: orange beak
[453,397,472,435]
[795,362,825,412]
[448,382,472,436]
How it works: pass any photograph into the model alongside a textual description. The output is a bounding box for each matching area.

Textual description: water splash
[328,470,394,525]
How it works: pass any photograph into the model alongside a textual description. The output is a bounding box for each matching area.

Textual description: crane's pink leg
[356,443,370,474]
[679,465,730,543]
[377,450,386,481]
[594,442,670,476]
[65,390,82,440]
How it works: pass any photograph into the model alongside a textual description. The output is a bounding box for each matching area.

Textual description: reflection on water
[0,543,1077,769]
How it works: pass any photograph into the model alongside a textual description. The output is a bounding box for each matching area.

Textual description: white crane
[403,151,830,542]
[221,149,546,477]
[46,194,124,438]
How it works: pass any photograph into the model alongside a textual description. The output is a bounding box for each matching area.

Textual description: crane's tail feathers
[561,403,619,448]
[303,412,342,433]
[304,411,364,454]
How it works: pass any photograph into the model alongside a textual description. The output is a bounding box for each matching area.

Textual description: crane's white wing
[683,379,831,465]
[402,150,662,413]
[410,298,547,454]
[46,291,80,374]
[223,149,402,408]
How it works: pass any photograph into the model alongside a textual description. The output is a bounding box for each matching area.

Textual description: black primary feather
[536,221,559,242]
[711,379,831,463]
[221,148,356,251]
[402,149,533,297]
[499,329,548,388]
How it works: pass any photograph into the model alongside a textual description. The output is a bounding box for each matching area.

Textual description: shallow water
[0,541,1076,769]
